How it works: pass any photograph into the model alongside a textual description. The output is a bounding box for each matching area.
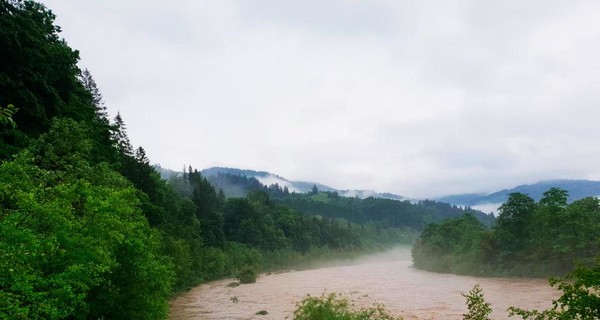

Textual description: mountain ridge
[155,165,405,200]
[201,167,405,200]
[155,165,600,208]
[437,179,600,207]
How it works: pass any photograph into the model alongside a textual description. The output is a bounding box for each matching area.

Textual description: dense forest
[202,170,495,229]
[0,1,414,318]
[412,188,600,277]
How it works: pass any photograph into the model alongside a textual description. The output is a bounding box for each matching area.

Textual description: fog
[471,202,503,215]
[254,174,302,193]
[170,247,558,320]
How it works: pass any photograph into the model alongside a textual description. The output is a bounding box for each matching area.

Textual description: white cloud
[43,0,600,198]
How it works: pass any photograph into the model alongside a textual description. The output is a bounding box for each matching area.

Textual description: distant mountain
[175,166,406,200]
[438,179,600,210]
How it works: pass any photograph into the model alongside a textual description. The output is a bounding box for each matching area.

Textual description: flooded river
[169,248,559,319]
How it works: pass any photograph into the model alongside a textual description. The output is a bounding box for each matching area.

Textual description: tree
[79,68,108,120]
[311,184,319,195]
[494,193,536,258]
[188,169,225,247]
[135,146,150,165]
[0,0,97,159]
[112,112,133,156]
[539,188,568,208]
[0,119,173,320]
[531,188,571,271]
[462,285,492,320]
[411,214,486,273]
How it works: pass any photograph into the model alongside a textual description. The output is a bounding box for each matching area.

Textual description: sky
[42,0,600,198]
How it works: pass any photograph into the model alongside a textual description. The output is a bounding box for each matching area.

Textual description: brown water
[169,248,559,320]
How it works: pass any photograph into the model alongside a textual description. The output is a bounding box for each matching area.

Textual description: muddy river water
[169,248,559,320]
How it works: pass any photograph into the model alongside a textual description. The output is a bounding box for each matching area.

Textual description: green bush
[462,285,492,320]
[236,265,258,284]
[223,242,263,275]
[199,247,227,281]
[293,292,402,320]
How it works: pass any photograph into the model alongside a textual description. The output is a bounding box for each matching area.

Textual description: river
[169,248,559,319]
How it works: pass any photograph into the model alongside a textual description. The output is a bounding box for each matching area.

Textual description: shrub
[462,285,492,320]
[236,265,258,284]
[508,257,600,319]
[223,242,263,275]
[293,292,402,320]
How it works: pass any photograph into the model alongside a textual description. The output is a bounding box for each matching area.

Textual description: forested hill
[196,166,405,200]
[194,171,495,229]
[438,179,600,206]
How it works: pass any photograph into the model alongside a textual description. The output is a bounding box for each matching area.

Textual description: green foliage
[0,104,18,128]
[508,258,600,319]
[224,242,263,271]
[462,285,492,320]
[208,172,495,229]
[293,292,402,320]
[412,214,487,274]
[0,120,173,319]
[311,192,331,203]
[494,193,536,256]
[197,247,227,281]
[274,190,495,231]
[256,309,269,315]
[0,0,100,159]
[412,188,600,277]
[236,265,258,284]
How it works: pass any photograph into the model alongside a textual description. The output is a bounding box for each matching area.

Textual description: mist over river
[169,248,559,320]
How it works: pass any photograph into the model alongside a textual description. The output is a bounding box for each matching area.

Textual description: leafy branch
[0,104,19,128]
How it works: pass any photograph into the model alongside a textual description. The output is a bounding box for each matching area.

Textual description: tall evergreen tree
[113,112,133,156]
[79,68,108,120]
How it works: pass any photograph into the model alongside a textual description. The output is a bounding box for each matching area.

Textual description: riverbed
[169,248,559,319]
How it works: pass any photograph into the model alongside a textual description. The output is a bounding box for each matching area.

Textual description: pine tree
[135,146,150,166]
[79,69,108,120]
[113,112,133,156]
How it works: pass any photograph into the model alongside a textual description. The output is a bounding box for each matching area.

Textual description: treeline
[412,188,600,277]
[0,2,413,319]
[202,171,495,230]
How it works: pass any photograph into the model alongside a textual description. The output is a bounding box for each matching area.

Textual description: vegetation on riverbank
[412,188,600,277]
[459,258,600,319]
[294,292,402,320]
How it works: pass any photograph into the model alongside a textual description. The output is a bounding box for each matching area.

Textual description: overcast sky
[42,0,600,198]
